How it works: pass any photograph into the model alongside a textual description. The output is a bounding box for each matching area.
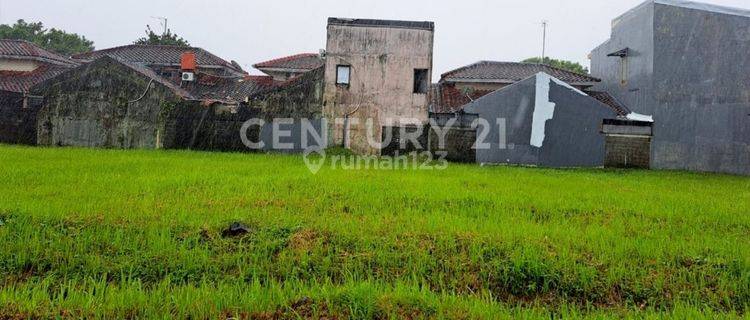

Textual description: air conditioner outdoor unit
[181,72,195,82]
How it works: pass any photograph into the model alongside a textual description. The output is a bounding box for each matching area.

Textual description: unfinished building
[323,18,434,154]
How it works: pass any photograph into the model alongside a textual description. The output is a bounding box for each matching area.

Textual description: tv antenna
[151,16,168,36]
[541,20,548,63]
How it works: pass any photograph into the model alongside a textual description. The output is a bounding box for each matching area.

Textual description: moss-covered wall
[34,58,183,149]
[32,60,325,152]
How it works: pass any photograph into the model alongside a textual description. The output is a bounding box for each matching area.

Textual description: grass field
[0,145,748,319]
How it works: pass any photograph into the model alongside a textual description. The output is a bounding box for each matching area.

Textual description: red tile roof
[0,39,78,66]
[441,61,600,85]
[72,44,244,74]
[429,84,494,113]
[0,64,71,93]
[586,91,630,116]
[253,53,324,71]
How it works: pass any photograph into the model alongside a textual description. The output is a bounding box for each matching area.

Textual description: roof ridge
[71,44,243,73]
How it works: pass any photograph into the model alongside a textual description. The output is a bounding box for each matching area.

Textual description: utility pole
[151,16,168,36]
[541,20,548,64]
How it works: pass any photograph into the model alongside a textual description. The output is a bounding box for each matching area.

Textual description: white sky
[2,0,748,79]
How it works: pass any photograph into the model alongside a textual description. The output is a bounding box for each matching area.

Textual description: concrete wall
[323,22,434,154]
[591,1,750,175]
[463,75,617,167]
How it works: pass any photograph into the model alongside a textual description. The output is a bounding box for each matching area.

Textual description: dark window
[413,69,429,94]
[336,65,351,85]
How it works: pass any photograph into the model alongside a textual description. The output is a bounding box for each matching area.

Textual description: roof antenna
[541,20,548,65]
[151,16,168,36]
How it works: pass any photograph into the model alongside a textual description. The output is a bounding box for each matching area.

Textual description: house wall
[463,76,616,167]
[591,1,750,175]
[34,59,180,149]
[323,22,434,154]
[650,3,750,175]
[0,58,38,72]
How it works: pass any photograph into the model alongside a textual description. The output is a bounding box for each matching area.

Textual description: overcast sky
[2,0,748,79]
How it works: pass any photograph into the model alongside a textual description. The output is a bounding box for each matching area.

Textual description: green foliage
[134,25,190,46]
[0,145,748,319]
[523,57,590,74]
[0,19,94,56]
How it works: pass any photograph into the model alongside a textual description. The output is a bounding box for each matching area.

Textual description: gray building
[590,0,750,175]
[455,73,622,167]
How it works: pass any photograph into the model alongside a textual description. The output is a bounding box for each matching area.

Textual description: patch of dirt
[288,229,328,252]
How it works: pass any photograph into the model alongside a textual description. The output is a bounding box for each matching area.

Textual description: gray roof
[441,61,600,85]
[327,18,434,31]
[72,44,244,74]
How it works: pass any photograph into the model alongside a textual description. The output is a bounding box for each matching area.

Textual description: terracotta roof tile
[0,39,78,66]
[586,91,631,116]
[253,53,324,71]
[0,64,70,93]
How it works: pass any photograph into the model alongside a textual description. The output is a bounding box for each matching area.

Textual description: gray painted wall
[463,75,616,167]
[591,0,750,175]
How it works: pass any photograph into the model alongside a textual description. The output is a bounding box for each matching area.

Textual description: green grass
[0,144,748,319]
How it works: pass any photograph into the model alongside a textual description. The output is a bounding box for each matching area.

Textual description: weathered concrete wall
[605,135,652,168]
[463,75,617,167]
[34,58,181,149]
[323,21,434,154]
[0,90,43,145]
[591,1,750,175]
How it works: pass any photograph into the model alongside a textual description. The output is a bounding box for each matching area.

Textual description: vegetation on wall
[522,57,589,74]
[0,19,94,55]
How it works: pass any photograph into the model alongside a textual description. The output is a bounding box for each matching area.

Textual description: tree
[134,25,190,46]
[522,57,589,74]
[0,19,94,56]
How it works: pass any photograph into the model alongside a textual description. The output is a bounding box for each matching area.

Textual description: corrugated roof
[328,18,435,31]
[72,44,244,74]
[441,61,600,85]
[253,53,324,71]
